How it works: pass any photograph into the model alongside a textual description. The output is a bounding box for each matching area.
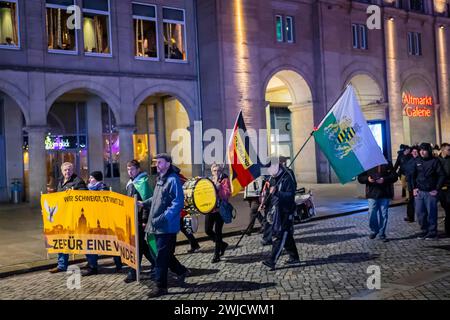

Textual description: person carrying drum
[206,163,231,263]
[261,157,300,270]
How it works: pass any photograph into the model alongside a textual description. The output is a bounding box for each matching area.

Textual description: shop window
[83,0,111,56]
[285,16,294,43]
[163,7,186,61]
[352,23,368,50]
[102,104,119,178]
[133,2,157,59]
[275,15,283,42]
[46,0,77,53]
[407,32,422,56]
[0,0,19,49]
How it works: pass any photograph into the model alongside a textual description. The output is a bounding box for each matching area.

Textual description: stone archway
[264,70,317,183]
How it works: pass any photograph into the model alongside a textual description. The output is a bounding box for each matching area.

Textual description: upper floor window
[407,32,422,56]
[83,0,111,56]
[0,0,19,49]
[163,7,186,61]
[352,23,368,50]
[409,0,425,12]
[133,3,157,59]
[46,0,77,53]
[275,15,295,44]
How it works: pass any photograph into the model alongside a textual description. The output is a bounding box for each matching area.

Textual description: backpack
[219,200,236,224]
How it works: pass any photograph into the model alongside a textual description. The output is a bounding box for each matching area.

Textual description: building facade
[197,0,450,184]
[0,0,202,204]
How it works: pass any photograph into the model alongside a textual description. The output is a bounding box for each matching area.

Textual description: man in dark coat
[49,162,87,273]
[412,143,446,240]
[439,143,450,236]
[358,161,398,242]
[261,158,300,270]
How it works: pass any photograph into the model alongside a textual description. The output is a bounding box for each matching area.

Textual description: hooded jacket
[412,155,446,192]
[357,162,398,199]
[143,165,184,235]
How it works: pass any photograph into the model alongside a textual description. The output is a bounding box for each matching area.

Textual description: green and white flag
[313,85,387,184]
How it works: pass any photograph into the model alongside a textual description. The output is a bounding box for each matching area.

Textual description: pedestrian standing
[358,161,398,242]
[412,143,446,240]
[438,143,450,237]
[402,146,420,222]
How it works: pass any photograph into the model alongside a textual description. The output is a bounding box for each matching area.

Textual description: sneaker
[124,272,137,283]
[285,258,301,266]
[369,233,377,240]
[379,235,389,243]
[187,246,200,254]
[49,267,66,274]
[425,235,438,241]
[262,260,275,271]
[417,233,428,240]
[148,288,168,298]
[81,267,98,277]
[220,242,229,256]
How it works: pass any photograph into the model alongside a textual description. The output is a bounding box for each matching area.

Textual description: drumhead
[193,178,217,214]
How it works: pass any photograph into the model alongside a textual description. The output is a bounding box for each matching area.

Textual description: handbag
[219,200,235,224]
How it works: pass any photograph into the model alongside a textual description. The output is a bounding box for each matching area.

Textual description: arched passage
[264,70,317,183]
[134,93,192,181]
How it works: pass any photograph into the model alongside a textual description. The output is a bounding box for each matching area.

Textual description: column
[436,24,450,142]
[26,126,48,207]
[117,125,136,192]
[384,18,404,161]
[86,97,104,173]
[288,104,318,183]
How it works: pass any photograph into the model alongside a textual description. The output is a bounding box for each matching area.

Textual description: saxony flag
[313,85,387,184]
[227,110,261,196]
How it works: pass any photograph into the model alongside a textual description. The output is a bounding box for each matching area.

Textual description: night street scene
[0,0,450,313]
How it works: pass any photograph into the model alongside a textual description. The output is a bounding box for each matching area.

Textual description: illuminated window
[409,0,425,13]
[133,3,157,59]
[0,0,19,49]
[352,23,368,50]
[163,7,186,61]
[275,15,283,42]
[83,0,111,55]
[46,0,77,53]
[407,32,422,56]
[285,16,294,43]
[102,104,119,178]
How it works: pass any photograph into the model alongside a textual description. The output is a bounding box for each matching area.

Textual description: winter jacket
[401,156,418,190]
[267,166,297,236]
[411,156,446,192]
[357,162,398,199]
[394,152,410,176]
[439,156,450,189]
[126,171,152,224]
[143,165,184,235]
[57,174,87,191]
[87,181,109,191]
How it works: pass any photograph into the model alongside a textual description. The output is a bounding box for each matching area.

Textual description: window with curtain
[46,0,76,52]
[133,3,157,59]
[83,0,111,55]
[0,0,19,48]
[101,104,119,178]
[163,7,186,61]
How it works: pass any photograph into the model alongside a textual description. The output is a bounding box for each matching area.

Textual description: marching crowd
[46,141,450,297]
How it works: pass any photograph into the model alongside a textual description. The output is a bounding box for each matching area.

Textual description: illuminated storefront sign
[45,135,87,150]
[402,93,433,118]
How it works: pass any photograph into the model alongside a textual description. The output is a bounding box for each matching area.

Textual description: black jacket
[394,152,410,176]
[438,155,450,189]
[402,156,419,189]
[357,162,398,199]
[267,166,297,235]
[57,174,87,192]
[412,156,446,192]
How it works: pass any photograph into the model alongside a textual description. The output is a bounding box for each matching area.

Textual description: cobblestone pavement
[1,206,449,300]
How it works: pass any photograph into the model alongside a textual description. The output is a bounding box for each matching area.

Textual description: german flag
[227,110,262,196]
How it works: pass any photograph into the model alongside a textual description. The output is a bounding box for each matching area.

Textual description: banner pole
[134,195,140,283]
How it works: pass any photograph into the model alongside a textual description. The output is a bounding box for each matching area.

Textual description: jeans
[154,233,187,289]
[205,211,225,256]
[368,198,390,237]
[415,190,438,237]
[270,229,299,265]
[86,254,122,269]
[57,253,69,271]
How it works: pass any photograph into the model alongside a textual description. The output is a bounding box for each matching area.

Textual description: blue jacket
[143,166,184,235]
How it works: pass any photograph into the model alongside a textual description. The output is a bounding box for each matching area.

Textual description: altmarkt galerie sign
[402,93,433,118]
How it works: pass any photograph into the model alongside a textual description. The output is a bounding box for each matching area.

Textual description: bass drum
[183,177,218,215]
